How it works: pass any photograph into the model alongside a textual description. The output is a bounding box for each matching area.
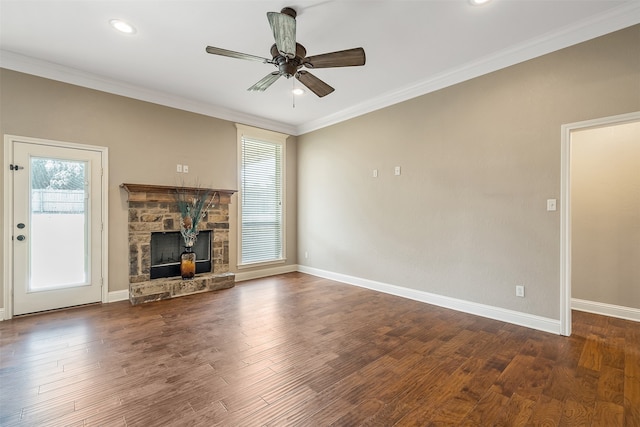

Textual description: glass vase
[180,247,196,280]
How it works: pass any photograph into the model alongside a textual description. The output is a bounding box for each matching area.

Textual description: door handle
[16,235,26,241]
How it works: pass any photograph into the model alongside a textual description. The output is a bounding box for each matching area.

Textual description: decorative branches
[175,186,218,248]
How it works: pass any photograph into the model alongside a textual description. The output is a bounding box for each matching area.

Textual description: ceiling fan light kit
[205,7,366,98]
[109,19,136,34]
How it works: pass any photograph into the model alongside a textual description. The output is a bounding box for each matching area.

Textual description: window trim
[236,124,288,269]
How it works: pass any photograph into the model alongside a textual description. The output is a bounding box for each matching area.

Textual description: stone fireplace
[121,183,236,305]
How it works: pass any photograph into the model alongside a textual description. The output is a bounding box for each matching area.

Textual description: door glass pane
[30,157,88,290]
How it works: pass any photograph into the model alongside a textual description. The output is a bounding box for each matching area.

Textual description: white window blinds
[240,136,284,264]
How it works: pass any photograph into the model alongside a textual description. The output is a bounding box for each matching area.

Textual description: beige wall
[2,25,638,320]
[571,121,640,309]
[0,70,297,308]
[297,25,640,320]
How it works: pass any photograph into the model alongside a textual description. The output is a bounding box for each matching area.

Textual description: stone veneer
[121,184,236,305]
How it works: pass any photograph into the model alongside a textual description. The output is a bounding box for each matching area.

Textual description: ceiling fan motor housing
[280,7,297,18]
[270,43,307,78]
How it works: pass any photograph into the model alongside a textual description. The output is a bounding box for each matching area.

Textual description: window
[237,125,287,266]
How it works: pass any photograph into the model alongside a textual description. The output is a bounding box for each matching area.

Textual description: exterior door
[11,139,104,315]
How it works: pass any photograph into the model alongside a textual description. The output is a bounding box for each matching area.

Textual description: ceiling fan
[205,7,366,98]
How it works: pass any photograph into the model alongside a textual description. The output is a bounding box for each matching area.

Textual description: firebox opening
[150,231,212,279]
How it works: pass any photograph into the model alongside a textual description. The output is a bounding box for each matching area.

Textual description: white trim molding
[298,266,561,335]
[235,264,299,283]
[3,134,109,320]
[107,290,130,303]
[572,298,640,323]
[1,290,165,316]
[2,2,638,137]
[560,111,640,336]
[235,124,289,270]
[3,138,13,320]
[297,2,640,135]
[0,50,297,137]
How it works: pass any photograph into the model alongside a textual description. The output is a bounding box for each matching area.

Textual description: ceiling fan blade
[303,47,366,69]
[267,11,296,59]
[248,72,281,92]
[205,46,271,64]
[295,70,335,97]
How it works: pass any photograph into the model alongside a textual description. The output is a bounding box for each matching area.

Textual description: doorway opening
[560,111,640,336]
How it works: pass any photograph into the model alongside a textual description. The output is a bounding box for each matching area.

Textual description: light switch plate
[547,199,557,211]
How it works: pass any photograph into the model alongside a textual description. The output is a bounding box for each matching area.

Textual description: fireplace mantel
[121,183,236,305]
[121,183,236,203]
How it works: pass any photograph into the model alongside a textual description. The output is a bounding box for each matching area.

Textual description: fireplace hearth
[121,183,236,305]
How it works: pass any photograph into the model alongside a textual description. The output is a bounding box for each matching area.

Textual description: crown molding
[2,2,638,137]
[0,50,297,136]
[296,1,640,135]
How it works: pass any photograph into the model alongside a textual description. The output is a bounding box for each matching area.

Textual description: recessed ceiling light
[470,0,492,5]
[109,19,136,34]
[292,88,304,96]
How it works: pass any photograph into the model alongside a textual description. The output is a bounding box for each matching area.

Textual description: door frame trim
[559,111,640,336]
[3,135,109,320]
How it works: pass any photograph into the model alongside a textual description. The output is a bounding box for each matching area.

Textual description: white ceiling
[1,1,639,136]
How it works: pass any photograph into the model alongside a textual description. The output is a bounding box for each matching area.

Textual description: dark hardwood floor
[1,272,638,426]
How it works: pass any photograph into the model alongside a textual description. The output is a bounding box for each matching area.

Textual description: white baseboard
[8,269,639,329]
[572,298,640,322]
[0,290,130,319]
[4,266,568,335]
[235,264,299,282]
[298,265,561,335]
[0,270,273,319]
[107,265,300,301]
[107,289,130,303]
